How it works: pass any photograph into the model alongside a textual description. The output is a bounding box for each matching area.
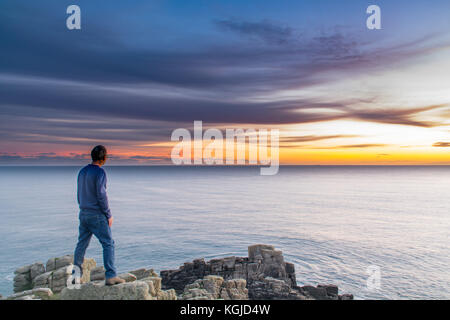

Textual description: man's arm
[96,170,112,220]
[77,171,81,205]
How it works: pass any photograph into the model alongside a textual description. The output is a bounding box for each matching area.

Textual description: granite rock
[249,277,308,300]
[118,273,137,282]
[60,281,153,300]
[161,244,352,300]
[14,256,96,294]
[7,244,353,301]
[15,264,33,275]
[32,271,53,289]
[13,273,32,293]
[318,284,339,296]
[129,268,158,280]
[60,278,177,300]
[300,285,341,300]
[7,288,53,300]
[46,255,73,272]
[90,266,106,281]
[30,263,46,281]
[180,275,248,300]
[161,244,296,294]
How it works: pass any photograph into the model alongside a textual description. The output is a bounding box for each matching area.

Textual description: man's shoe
[105,277,126,286]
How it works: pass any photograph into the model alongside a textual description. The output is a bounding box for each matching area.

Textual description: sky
[1,0,450,165]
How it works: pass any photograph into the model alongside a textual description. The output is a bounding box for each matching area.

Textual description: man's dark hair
[91,145,107,162]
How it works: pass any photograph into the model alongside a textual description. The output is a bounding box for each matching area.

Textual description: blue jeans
[74,212,117,279]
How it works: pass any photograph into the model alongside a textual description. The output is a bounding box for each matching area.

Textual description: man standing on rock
[73,145,125,285]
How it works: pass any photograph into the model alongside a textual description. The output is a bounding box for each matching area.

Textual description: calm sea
[0,166,449,299]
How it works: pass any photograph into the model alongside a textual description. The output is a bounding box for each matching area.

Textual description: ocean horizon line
[0,164,449,168]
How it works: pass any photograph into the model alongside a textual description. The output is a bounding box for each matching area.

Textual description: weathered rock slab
[180,275,248,300]
[60,281,153,300]
[60,279,177,300]
[30,263,46,281]
[118,273,137,283]
[46,255,73,272]
[7,288,53,300]
[13,273,32,292]
[13,256,96,294]
[90,266,105,281]
[318,284,339,296]
[249,277,308,300]
[161,244,296,294]
[129,268,158,280]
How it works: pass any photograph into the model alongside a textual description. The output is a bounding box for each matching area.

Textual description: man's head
[91,145,108,166]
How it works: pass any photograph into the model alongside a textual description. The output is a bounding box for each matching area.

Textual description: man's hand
[108,217,114,227]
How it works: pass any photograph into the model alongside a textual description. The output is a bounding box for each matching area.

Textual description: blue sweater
[77,164,112,219]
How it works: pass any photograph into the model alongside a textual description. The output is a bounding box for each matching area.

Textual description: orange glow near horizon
[5,120,450,165]
[41,146,450,165]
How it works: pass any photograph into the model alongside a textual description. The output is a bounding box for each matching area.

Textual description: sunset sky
[1,0,450,165]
